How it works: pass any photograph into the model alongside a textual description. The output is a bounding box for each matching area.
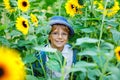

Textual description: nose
[58,34,62,38]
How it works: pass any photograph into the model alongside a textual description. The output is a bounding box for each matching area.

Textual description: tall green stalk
[98,0,108,49]
[30,63,34,75]
[84,7,87,27]
[38,55,47,77]
[61,59,67,80]
[90,0,94,12]
[58,0,63,16]
[97,0,109,80]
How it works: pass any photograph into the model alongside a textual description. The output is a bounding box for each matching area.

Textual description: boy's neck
[50,44,64,52]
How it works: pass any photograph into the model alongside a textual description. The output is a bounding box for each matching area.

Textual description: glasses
[51,32,68,38]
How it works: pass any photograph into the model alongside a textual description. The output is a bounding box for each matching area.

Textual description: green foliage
[1,0,120,80]
[26,75,39,80]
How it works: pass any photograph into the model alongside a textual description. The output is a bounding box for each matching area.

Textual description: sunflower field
[0,0,120,80]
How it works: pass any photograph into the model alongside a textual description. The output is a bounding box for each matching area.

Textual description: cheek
[65,38,68,42]
[49,35,54,41]
[65,36,69,41]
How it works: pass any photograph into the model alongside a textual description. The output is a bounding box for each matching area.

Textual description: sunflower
[65,0,83,17]
[97,0,120,17]
[18,0,30,12]
[3,0,15,12]
[115,46,120,61]
[16,16,29,35]
[0,46,26,80]
[30,13,38,27]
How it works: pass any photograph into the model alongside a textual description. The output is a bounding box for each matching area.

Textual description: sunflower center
[0,67,4,77]
[71,4,74,9]
[75,7,78,12]
[106,0,114,9]
[118,51,120,56]
[22,21,27,28]
[22,1,27,7]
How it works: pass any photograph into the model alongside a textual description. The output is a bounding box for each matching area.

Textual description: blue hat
[49,16,74,36]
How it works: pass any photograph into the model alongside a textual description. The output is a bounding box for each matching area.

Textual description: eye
[52,32,58,35]
[62,33,68,36]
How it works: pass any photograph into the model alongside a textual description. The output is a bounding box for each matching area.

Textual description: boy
[33,16,76,79]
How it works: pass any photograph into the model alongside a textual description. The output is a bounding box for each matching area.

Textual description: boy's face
[49,24,69,51]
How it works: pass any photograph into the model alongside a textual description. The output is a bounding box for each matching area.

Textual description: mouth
[55,40,64,44]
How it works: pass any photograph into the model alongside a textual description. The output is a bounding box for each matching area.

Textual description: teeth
[56,41,62,43]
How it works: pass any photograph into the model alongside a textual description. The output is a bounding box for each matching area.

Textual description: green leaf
[45,51,63,62]
[46,60,61,72]
[0,36,10,46]
[93,54,106,68]
[75,37,99,45]
[110,29,120,43]
[17,40,33,47]
[23,53,37,63]
[100,42,114,50]
[103,76,113,80]
[27,35,37,41]
[10,0,17,7]
[88,69,101,80]
[44,0,57,9]
[26,75,39,80]
[37,36,48,44]
[109,67,120,80]
[79,72,86,80]
[0,25,6,31]
[78,48,97,56]
[81,27,95,33]
[70,67,86,73]
[75,61,97,68]
[106,21,118,28]
[10,30,22,37]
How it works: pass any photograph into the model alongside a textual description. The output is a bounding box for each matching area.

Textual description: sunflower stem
[97,0,108,49]
[90,0,94,12]
[38,56,47,77]
[54,51,63,68]
[58,0,63,16]
[70,71,74,80]
[98,1,108,80]
[33,27,38,46]
[60,59,66,80]
[84,6,87,27]
[30,63,34,75]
